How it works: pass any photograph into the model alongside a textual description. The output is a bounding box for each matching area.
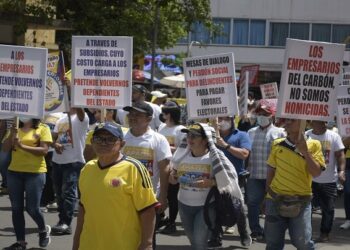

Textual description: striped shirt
[247,124,285,179]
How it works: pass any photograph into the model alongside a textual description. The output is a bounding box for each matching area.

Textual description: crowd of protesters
[0,82,349,250]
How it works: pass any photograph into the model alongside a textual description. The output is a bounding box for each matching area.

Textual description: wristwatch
[225,144,231,150]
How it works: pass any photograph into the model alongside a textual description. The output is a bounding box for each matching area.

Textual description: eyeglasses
[92,136,119,145]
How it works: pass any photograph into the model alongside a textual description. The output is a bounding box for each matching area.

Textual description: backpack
[204,186,242,232]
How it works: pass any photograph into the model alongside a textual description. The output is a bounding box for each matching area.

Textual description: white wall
[160,0,350,71]
[211,0,350,23]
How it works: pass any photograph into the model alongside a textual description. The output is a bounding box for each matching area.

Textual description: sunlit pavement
[0,194,349,250]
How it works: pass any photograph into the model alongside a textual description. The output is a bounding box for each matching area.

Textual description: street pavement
[0,193,349,250]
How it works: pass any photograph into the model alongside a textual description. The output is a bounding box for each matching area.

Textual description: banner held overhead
[71,36,133,109]
[183,53,239,120]
[0,45,47,118]
[276,38,345,121]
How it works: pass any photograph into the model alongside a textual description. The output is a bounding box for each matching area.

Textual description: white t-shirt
[117,102,163,131]
[116,108,128,126]
[52,113,89,164]
[122,128,172,193]
[148,101,163,131]
[175,152,212,206]
[305,129,345,183]
[158,124,186,148]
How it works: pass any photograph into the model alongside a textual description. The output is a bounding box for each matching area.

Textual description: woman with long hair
[3,118,52,250]
[158,101,185,234]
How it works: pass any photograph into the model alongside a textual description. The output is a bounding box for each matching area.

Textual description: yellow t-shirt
[345,149,350,158]
[9,123,53,173]
[267,137,325,196]
[78,156,157,250]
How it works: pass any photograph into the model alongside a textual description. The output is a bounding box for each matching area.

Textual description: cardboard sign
[336,85,350,136]
[45,51,69,113]
[0,45,47,118]
[276,39,345,121]
[71,36,133,108]
[239,65,259,86]
[183,53,239,119]
[260,82,279,99]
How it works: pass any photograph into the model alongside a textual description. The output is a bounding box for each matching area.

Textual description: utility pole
[150,1,160,91]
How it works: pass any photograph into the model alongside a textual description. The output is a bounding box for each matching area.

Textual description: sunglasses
[92,135,119,145]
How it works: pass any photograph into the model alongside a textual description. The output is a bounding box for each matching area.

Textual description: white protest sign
[71,36,132,109]
[276,39,345,121]
[343,66,350,85]
[183,53,238,119]
[45,52,69,114]
[260,82,279,99]
[0,45,47,118]
[336,85,350,136]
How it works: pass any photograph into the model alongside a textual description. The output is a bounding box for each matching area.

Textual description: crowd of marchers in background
[0,83,349,250]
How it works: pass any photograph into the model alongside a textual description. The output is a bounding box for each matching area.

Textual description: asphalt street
[0,193,349,250]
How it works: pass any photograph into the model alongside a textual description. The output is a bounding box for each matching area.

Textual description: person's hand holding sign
[53,142,64,154]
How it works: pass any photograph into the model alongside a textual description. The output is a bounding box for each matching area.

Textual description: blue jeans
[7,171,46,241]
[178,201,211,250]
[52,162,84,225]
[0,149,11,188]
[247,178,266,234]
[312,182,337,234]
[264,199,314,250]
[344,169,350,220]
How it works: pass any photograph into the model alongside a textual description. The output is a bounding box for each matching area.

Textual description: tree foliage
[1,0,212,55]
[0,0,55,35]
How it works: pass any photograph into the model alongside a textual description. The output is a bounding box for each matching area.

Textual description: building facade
[161,0,350,87]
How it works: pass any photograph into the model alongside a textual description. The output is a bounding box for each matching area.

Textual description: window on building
[312,24,331,42]
[290,23,309,40]
[191,22,210,44]
[212,18,231,44]
[250,20,266,45]
[233,19,249,45]
[332,24,350,48]
[269,23,289,46]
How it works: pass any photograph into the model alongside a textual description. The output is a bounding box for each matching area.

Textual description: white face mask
[256,115,271,127]
[19,117,31,123]
[219,120,232,131]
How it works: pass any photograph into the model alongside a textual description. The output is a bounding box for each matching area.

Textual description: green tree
[1,0,212,65]
[55,0,212,53]
[0,0,55,35]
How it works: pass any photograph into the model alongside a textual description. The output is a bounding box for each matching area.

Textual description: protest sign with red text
[336,85,350,137]
[260,82,279,99]
[276,39,345,121]
[0,45,47,118]
[71,36,132,109]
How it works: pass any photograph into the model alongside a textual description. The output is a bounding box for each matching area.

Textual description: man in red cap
[246,100,285,241]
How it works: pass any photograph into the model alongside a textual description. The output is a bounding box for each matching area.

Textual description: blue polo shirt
[222,129,252,175]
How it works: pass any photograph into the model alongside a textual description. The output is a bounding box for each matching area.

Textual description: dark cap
[123,101,153,116]
[132,84,148,94]
[93,122,124,139]
[181,123,206,137]
[162,101,179,112]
